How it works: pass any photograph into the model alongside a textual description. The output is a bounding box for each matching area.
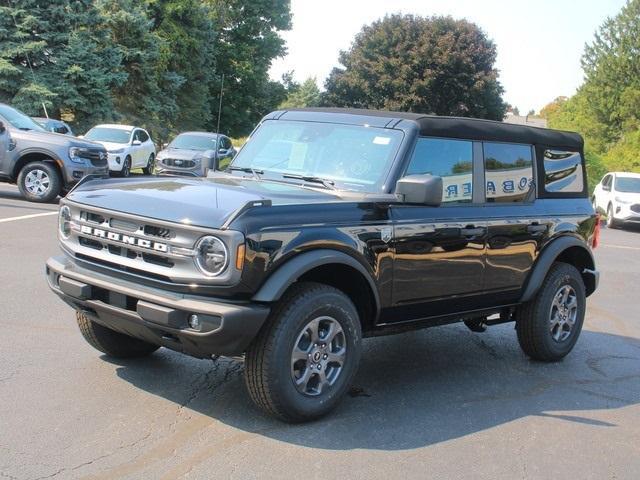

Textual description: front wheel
[245,282,362,422]
[76,311,159,358]
[516,263,586,361]
[119,156,131,178]
[606,204,620,228]
[142,154,155,175]
[17,161,62,203]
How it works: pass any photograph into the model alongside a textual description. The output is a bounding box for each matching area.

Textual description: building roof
[282,108,583,150]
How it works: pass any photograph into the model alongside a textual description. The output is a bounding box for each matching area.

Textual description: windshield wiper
[228,166,264,180]
[281,173,336,190]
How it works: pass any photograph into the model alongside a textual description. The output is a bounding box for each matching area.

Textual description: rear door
[481,142,542,301]
[388,137,488,322]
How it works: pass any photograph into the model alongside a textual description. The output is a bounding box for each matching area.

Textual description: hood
[614,191,640,203]
[92,141,128,152]
[157,147,214,160]
[65,175,342,229]
[11,128,102,149]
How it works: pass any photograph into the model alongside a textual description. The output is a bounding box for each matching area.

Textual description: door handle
[460,226,485,237]
[527,223,547,234]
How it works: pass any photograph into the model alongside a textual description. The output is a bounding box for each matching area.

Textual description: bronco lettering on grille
[80,225,168,252]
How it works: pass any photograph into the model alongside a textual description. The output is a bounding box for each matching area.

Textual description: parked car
[34,117,75,136]
[156,132,235,177]
[592,172,640,228]
[46,108,599,421]
[0,103,107,202]
[83,124,155,177]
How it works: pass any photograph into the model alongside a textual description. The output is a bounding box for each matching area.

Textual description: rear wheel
[245,282,362,422]
[142,153,155,175]
[76,311,159,358]
[516,263,586,361]
[17,161,62,203]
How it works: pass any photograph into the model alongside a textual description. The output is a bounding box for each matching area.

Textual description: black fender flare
[252,249,381,313]
[520,235,596,302]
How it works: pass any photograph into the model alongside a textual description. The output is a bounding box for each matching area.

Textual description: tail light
[592,214,601,249]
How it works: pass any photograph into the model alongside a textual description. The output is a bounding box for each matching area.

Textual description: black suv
[46,108,599,422]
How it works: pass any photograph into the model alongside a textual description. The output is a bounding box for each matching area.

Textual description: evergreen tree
[0,1,124,130]
[280,77,322,109]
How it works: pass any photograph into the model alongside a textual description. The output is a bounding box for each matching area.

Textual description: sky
[269,0,628,114]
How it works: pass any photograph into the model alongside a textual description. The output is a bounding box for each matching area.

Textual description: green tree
[0,1,124,131]
[280,77,322,109]
[209,0,292,137]
[323,14,506,120]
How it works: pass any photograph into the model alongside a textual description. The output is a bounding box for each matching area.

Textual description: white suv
[593,172,640,228]
[84,124,156,177]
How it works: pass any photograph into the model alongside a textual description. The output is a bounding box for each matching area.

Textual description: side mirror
[132,140,142,146]
[396,174,443,206]
[0,121,5,134]
[218,148,228,156]
[77,134,84,139]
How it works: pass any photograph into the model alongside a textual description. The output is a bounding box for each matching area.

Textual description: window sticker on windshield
[373,136,391,145]
[288,143,308,169]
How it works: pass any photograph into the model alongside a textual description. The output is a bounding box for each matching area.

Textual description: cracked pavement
[0,183,639,479]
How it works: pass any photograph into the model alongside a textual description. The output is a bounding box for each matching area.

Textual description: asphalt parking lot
[1,183,639,480]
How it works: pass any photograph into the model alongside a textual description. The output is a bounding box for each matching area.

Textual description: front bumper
[62,164,109,186]
[46,255,270,358]
[107,153,124,172]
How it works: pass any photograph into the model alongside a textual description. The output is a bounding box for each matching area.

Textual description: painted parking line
[601,244,640,251]
[0,211,58,224]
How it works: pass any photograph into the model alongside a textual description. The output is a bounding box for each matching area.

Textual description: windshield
[230,120,403,191]
[615,176,640,193]
[170,134,217,151]
[0,104,46,132]
[85,127,131,144]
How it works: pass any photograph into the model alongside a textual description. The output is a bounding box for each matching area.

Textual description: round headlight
[195,236,228,276]
[59,205,72,239]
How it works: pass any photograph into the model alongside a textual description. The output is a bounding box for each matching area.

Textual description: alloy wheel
[549,285,578,342]
[290,316,347,396]
[24,169,51,197]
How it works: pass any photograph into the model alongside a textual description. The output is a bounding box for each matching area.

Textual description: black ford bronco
[46,108,599,422]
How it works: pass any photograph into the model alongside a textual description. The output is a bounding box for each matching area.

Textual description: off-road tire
[244,282,362,422]
[516,263,586,361]
[76,311,159,358]
[17,161,62,203]
[142,153,155,175]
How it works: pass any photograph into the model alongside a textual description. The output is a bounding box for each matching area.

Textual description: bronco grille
[59,202,245,286]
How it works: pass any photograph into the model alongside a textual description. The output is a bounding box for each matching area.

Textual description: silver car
[0,103,107,202]
[156,132,235,177]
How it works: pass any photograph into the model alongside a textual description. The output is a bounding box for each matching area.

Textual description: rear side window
[138,130,149,142]
[543,149,584,193]
[483,142,533,203]
[407,137,473,203]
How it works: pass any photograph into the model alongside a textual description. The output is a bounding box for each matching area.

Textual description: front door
[386,136,487,323]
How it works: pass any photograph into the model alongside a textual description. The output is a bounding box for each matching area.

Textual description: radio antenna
[214,73,224,169]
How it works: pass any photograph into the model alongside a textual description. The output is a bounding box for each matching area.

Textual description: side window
[602,174,612,190]
[484,142,533,203]
[406,137,473,203]
[55,125,68,134]
[138,130,149,142]
[543,149,584,193]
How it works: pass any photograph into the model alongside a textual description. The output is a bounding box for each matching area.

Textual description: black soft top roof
[280,108,583,150]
